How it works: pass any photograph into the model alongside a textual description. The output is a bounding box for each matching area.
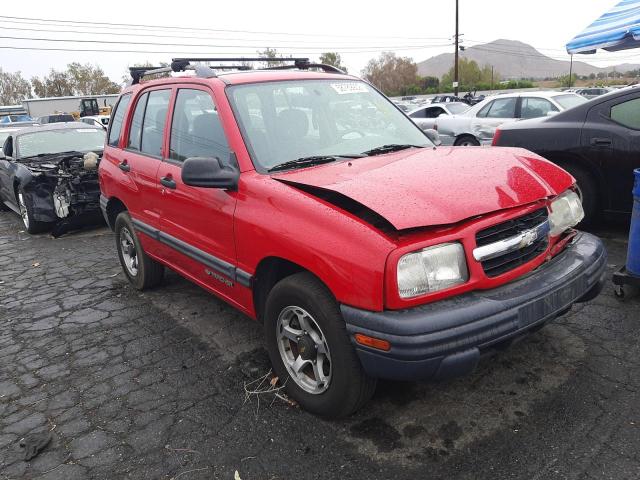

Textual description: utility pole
[454,0,459,97]
[569,54,573,87]
[491,65,494,91]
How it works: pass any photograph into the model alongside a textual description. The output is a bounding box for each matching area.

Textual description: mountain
[416,39,640,80]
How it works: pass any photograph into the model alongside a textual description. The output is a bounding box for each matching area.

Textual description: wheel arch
[252,256,335,323]
[104,196,128,231]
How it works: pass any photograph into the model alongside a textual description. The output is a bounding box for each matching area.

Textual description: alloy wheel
[276,306,332,394]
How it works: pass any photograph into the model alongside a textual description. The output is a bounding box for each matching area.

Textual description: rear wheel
[115,212,164,290]
[454,134,480,146]
[557,163,599,224]
[17,187,50,234]
[264,272,377,418]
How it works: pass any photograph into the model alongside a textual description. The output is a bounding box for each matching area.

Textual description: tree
[319,52,347,72]
[257,48,285,68]
[558,73,577,88]
[32,69,74,97]
[441,58,499,91]
[67,63,120,95]
[0,68,32,104]
[361,52,418,95]
[419,76,439,90]
[32,63,120,97]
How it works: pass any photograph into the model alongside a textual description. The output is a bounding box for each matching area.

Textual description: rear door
[519,97,558,120]
[157,85,240,302]
[471,96,519,141]
[586,94,640,212]
[122,87,172,234]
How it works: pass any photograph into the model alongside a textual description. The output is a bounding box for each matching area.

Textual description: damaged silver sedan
[0,123,105,236]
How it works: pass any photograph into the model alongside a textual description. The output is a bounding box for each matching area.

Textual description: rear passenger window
[107,93,131,147]
[484,97,517,118]
[141,89,171,157]
[169,89,230,162]
[127,93,148,151]
[610,98,640,130]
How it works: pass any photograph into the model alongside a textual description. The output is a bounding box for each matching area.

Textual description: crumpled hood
[272,146,573,230]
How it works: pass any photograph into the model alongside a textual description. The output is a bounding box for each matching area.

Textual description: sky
[1,0,637,83]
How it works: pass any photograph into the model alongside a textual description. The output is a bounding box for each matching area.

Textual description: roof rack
[129,57,345,84]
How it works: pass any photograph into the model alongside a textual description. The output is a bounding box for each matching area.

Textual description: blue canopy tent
[566,0,640,54]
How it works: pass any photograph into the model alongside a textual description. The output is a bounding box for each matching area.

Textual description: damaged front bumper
[20,152,104,236]
[341,232,607,382]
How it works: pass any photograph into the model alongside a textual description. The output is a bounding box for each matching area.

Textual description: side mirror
[182,156,239,190]
[2,137,13,158]
[423,128,442,146]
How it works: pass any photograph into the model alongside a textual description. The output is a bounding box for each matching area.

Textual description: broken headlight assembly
[548,189,584,237]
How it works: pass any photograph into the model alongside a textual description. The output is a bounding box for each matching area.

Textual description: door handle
[590,137,612,147]
[160,176,176,189]
[118,160,130,172]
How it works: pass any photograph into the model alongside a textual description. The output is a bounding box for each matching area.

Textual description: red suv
[99,58,606,417]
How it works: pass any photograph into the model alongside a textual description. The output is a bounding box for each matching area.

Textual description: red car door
[156,86,244,309]
[120,87,173,242]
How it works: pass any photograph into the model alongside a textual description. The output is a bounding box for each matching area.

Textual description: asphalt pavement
[0,211,639,480]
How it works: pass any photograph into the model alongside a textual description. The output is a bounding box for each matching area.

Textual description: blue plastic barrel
[626,168,640,276]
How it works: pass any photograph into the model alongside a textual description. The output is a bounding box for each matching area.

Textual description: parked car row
[432,91,587,146]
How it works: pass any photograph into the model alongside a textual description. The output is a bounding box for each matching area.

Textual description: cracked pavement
[0,212,639,479]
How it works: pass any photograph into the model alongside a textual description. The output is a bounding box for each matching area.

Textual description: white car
[408,102,470,131]
[80,115,110,130]
[434,91,587,146]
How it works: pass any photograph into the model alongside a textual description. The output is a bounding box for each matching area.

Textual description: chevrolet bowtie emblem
[519,228,539,249]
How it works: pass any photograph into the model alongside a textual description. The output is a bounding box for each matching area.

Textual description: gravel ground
[0,211,638,480]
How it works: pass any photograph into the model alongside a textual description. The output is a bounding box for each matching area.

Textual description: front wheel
[17,187,50,234]
[264,272,376,418]
[115,212,164,290]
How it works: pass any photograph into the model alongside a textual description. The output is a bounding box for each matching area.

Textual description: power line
[0,24,439,47]
[0,15,452,41]
[0,34,452,52]
[0,44,450,55]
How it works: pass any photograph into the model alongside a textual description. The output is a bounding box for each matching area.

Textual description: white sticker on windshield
[330,82,369,95]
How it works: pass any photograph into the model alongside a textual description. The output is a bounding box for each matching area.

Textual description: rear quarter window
[107,93,132,147]
[610,98,640,130]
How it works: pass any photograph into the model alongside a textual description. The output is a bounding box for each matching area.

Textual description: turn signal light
[354,334,391,351]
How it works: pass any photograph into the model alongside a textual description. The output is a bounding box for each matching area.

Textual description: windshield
[227,79,431,171]
[447,103,469,114]
[552,94,588,110]
[17,128,105,158]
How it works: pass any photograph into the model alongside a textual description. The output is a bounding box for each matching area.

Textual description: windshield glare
[228,80,431,171]
[552,94,588,110]
[17,128,106,158]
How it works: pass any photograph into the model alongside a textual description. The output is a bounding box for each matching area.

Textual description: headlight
[397,242,469,298]
[548,190,584,236]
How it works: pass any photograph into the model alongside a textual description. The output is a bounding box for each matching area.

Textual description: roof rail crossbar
[130,57,344,84]
[263,62,345,74]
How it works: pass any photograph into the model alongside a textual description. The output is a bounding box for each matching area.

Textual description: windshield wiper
[268,154,363,173]
[361,144,425,156]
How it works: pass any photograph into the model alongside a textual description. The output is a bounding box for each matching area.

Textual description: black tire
[114,211,164,290]
[454,134,480,146]
[264,272,377,418]
[17,186,51,234]
[556,162,599,225]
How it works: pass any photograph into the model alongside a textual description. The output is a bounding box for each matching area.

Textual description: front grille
[476,208,549,277]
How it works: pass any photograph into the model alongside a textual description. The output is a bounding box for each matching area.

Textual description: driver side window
[169,89,230,162]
